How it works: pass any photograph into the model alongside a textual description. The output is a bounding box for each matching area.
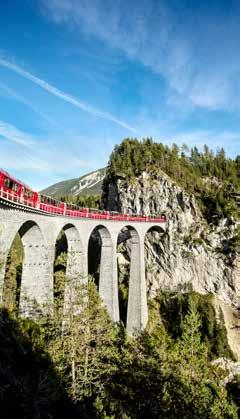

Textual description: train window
[67,203,78,210]
[4,178,18,191]
[52,198,60,207]
[4,178,11,188]
[25,190,34,198]
[40,195,48,204]
[89,208,101,213]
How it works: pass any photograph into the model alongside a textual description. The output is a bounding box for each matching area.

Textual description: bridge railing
[0,187,166,223]
[39,202,64,215]
[0,187,35,208]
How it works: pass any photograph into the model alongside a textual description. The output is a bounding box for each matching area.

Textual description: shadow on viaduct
[0,205,166,334]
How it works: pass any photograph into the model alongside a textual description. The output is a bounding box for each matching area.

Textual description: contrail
[0,120,36,147]
[0,82,56,126]
[0,58,137,133]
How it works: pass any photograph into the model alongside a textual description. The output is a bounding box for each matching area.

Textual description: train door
[20,187,25,203]
[34,192,40,208]
[63,202,66,215]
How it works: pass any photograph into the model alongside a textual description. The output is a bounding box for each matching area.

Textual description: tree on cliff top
[103,138,240,222]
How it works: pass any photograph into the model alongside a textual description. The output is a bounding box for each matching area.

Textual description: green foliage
[161,297,237,418]
[103,138,240,222]
[53,231,68,316]
[117,243,130,326]
[0,236,238,418]
[223,225,240,254]
[0,287,238,418]
[58,193,101,209]
[41,277,118,417]
[151,291,234,360]
[226,380,240,417]
[2,233,23,312]
[103,297,237,418]
[0,309,69,419]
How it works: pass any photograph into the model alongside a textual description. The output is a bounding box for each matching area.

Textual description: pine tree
[45,276,118,415]
[162,296,238,418]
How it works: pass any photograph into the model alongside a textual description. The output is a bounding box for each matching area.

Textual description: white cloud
[158,130,240,153]
[0,57,137,133]
[0,120,103,183]
[0,153,48,172]
[39,0,240,111]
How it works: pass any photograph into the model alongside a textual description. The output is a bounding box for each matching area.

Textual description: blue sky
[0,0,240,190]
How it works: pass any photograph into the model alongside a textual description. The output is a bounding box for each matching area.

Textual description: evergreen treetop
[104,138,240,222]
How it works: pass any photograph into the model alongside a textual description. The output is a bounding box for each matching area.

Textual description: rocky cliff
[104,170,240,345]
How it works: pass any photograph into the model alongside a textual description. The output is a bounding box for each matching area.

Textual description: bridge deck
[0,188,166,223]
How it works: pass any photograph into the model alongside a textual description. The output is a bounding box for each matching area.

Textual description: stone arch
[144,225,165,237]
[2,220,52,317]
[144,225,165,298]
[88,225,119,322]
[117,225,147,334]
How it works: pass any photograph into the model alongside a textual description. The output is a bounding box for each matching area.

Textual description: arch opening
[117,226,140,327]
[144,225,165,298]
[88,225,118,321]
[88,227,102,289]
[3,233,23,312]
[53,223,84,316]
[54,229,68,316]
[88,225,112,290]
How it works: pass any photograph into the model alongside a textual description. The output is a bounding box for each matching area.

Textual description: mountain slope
[41,168,106,197]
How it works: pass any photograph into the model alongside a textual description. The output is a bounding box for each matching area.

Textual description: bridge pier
[19,229,55,317]
[126,233,148,335]
[91,227,119,323]
[99,237,119,322]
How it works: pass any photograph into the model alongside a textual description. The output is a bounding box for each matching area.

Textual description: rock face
[212,358,240,385]
[104,171,240,308]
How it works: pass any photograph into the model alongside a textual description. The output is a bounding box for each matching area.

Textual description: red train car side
[0,169,38,207]
[39,194,65,215]
[0,169,166,223]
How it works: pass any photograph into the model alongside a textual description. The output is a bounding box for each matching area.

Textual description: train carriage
[65,203,89,217]
[0,169,38,207]
[0,168,166,223]
[39,194,65,214]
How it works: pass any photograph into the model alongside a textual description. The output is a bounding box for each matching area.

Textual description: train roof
[0,168,34,191]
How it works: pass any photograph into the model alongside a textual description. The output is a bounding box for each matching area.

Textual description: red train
[0,169,166,223]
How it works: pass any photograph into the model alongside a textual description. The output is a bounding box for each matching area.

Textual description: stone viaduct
[0,201,166,334]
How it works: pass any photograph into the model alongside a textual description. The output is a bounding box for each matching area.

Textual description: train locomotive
[0,169,166,223]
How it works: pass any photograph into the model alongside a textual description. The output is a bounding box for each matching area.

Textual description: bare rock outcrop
[104,171,240,308]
